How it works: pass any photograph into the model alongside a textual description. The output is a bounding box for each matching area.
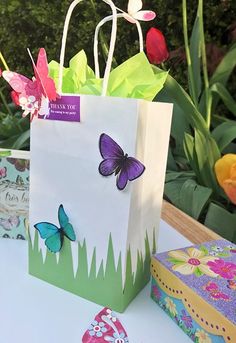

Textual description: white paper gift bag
[29,0,173,312]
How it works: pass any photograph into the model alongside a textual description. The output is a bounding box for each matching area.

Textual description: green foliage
[0,0,235,77]
[0,83,30,149]
[161,0,236,242]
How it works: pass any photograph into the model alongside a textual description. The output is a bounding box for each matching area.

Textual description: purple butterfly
[98,133,145,190]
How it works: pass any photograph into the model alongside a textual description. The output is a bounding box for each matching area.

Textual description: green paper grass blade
[212,121,236,152]
[211,83,236,116]
[205,203,236,242]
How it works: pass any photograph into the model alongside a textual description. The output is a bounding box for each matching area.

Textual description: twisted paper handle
[58,0,117,96]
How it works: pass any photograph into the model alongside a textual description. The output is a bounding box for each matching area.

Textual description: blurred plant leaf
[155,68,209,135]
[167,148,178,171]
[165,170,195,182]
[205,203,236,242]
[0,111,30,150]
[184,129,220,193]
[210,43,236,86]
[189,2,202,102]
[11,129,30,149]
[211,83,236,116]
[212,121,236,152]
[165,178,212,219]
[183,133,201,179]
[171,104,191,157]
[210,43,236,112]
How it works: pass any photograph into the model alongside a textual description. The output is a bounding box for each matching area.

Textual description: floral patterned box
[151,239,236,343]
[0,149,29,240]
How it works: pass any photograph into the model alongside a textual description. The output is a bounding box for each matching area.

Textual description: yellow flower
[168,248,217,276]
[215,154,236,205]
[165,297,177,316]
[195,329,212,343]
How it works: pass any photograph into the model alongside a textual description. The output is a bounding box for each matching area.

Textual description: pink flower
[0,68,2,77]
[203,281,230,301]
[207,259,236,279]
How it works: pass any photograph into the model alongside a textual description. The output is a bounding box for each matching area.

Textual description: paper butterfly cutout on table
[118,0,156,24]
[203,281,230,301]
[0,167,7,179]
[0,215,20,231]
[2,48,57,120]
[82,307,129,343]
[34,204,76,253]
[99,133,145,191]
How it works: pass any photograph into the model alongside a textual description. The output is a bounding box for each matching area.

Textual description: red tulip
[11,90,20,106]
[146,27,169,64]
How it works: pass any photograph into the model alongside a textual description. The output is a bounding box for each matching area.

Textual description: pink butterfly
[82,307,129,342]
[2,48,57,120]
[0,216,20,231]
[123,0,156,24]
[0,167,7,179]
[203,281,230,301]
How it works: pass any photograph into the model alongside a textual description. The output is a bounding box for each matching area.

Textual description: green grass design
[29,230,156,312]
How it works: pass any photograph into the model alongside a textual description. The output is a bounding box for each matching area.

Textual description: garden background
[1,0,235,90]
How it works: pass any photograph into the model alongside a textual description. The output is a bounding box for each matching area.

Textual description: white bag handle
[94,13,144,78]
[58,0,117,96]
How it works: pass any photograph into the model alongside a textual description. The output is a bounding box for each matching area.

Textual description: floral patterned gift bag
[29,0,173,312]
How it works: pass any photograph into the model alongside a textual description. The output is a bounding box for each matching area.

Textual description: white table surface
[0,220,192,343]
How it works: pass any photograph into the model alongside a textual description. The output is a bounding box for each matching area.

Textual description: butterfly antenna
[27,48,48,97]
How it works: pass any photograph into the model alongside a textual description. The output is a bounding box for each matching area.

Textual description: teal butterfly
[34,204,76,253]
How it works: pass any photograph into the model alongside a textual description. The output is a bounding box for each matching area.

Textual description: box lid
[154,239,236,325]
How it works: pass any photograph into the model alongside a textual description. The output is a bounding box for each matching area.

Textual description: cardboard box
[0,149,29,240]
[151,239,236,342]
